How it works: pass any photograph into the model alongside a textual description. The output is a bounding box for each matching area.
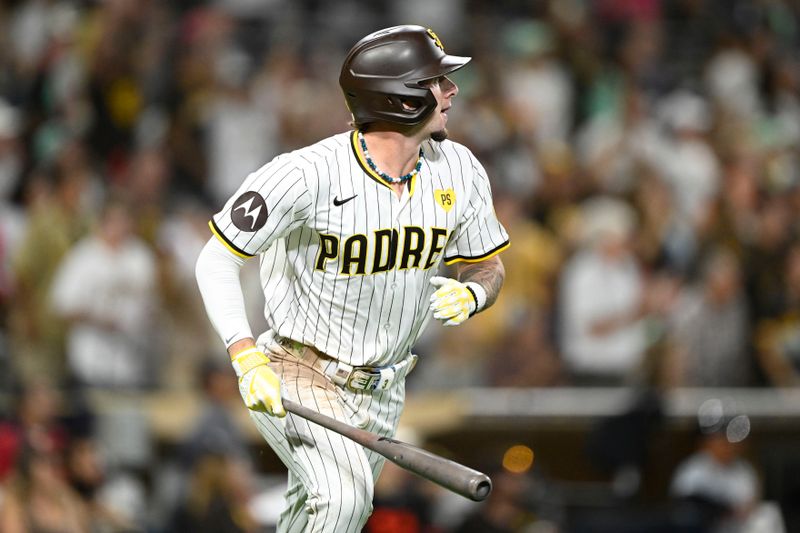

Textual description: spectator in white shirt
[50,197,158,389]
[559,196,674,385]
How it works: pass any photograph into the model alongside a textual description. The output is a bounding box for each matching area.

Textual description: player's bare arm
[457,256,505,311]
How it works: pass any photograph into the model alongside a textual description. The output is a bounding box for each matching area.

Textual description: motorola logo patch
[231,191,268,232]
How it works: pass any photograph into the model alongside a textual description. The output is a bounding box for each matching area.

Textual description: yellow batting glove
[429,276,486,327]
[231,347,285,417]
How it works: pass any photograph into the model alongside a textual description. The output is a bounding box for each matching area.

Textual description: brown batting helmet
[339,25,471,127]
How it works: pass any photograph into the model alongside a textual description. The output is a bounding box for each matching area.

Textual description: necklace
[358,131,423,184]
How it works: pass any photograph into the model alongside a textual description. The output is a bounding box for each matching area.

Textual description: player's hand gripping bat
[282,399,492,501]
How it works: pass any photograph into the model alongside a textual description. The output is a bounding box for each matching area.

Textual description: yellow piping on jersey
[350,130,418,195]
[208,221,253,259]
[443,240,510,265]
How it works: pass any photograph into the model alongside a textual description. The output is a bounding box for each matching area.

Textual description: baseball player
[195,25,509,532]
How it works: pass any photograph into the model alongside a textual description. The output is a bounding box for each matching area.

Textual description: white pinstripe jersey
[210,130,509,367]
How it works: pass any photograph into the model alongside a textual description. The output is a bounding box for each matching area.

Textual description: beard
[430,128,448,142]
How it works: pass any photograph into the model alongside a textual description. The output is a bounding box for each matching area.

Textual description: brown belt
[277,337,417,392]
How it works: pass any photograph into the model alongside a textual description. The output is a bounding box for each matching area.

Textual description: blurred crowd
[0,0,799,531]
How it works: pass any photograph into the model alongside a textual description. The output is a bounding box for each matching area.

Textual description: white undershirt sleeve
[195,237,254,349]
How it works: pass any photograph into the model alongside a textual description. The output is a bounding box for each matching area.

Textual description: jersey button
[391,283,398,289]
[384,323,391,330]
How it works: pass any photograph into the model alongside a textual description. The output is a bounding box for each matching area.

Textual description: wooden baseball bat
[282,399,492,502]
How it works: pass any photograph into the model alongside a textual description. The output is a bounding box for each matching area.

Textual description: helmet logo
[426,28,445,52]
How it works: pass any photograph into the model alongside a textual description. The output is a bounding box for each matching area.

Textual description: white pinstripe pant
[249,341,406,533]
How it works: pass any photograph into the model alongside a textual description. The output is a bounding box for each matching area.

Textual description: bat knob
[470,474,493,501]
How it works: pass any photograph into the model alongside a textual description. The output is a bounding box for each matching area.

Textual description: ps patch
[434,188,455,212]
[231,191,268,232]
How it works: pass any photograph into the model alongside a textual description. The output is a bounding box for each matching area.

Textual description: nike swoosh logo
[333,195,357,207]
[224,334,237,344]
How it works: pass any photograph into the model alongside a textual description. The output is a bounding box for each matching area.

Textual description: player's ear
[401,100,422,112]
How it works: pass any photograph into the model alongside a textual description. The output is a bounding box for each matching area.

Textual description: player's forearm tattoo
[458,256,505,310]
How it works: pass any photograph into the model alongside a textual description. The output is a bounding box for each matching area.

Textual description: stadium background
[1,0,799,531]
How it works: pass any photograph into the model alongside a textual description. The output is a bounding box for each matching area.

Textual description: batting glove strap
[231,346,271,378]
[463,282,487,316]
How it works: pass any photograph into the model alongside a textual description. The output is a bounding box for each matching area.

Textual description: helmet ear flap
[346,89,434,126]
